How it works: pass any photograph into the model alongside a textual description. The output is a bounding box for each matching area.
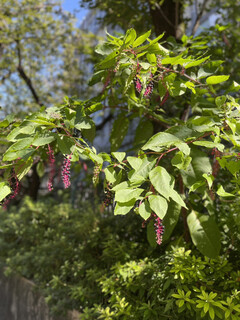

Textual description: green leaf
[171,152,192,170]
[181,148,212,188]
[0,182,11,202]
[6,137,34,152]
[133,30,151,47]
[204,303,209,313]
[197,68,213,79]
[147,219,157,248]
[215,96,226,107]
[32,134,56,146]
[29,119,55,126]
[134,157,156,179]
[202,173,214,189]
[7,125,36,141]
[112,152,126,163]
[97,49,119,69]
[75,107,93,130]
[124,28,137,45]
[3,149,35,161]
[148,195,168,219]
[110,113,129,152]
[146,53,157,64]
[15,158,33,180]
[134,119,153,147]
[115,188,144,203]
[161,54,184,65]
[216,185,235,197]
[184,56,210,69]
[206,75,230,85]
[86,103,103,114]
[114,199,135,215]
[170,190,187,209]
[162,201,181,241]
[187,211,221,258]
[128,171,146,185]
[149,166,173,200]
[175,142,190,156]
[189,180,205,193]
[142,132,181,152]
[193,141,224,152]
[135,32,165,53]
[208,307,215,320]
[82,123,96,143]
[57,136,75,154]
[139,200,152,219]
[169,81,186,97]
[104,167,118,184]
[127,156,143,171]
[0,119,9,128]
[88,71,105,86]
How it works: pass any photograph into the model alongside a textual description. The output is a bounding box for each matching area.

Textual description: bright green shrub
[84,248,240,320]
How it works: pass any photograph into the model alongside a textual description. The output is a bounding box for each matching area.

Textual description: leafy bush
[0,197,239,319]
[0,196,148,314]
[84,248,240,320]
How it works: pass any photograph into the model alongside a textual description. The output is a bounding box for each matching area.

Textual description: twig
[15,39,43,106]
[191,0,209,36]
[154,3,175,29]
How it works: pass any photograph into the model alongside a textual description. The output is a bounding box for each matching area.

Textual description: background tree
[0,0,98,114]
[0,1,240,319]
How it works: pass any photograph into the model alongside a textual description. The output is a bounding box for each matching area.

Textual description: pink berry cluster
[3,168,20,209]
[134,76,143,93]
[154,215,165,245]
[92,164,101,186]
[47,144,55,191]
[103,183,113,207]
[144,74,154,98]
[134,74,154,97]
[61,154,72,189]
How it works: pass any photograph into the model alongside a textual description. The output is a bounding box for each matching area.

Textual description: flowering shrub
[0,29,240,255]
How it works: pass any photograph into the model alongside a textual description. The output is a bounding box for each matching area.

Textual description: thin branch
[154,3,175,29]
[15,40,43,106]
[191,0,209,36]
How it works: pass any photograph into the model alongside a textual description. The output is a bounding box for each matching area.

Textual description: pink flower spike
[61,154,72,189]
[154,215,165,245]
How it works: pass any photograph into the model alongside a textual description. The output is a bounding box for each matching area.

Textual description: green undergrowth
[0,197,239,319]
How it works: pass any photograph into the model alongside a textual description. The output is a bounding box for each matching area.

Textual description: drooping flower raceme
[61,154,72,189]
[154,215,165,245]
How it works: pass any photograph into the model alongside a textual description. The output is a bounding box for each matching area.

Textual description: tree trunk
[148,0,182,39]
[27,164,40,201]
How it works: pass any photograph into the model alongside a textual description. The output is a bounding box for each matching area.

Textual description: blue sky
[62,0,88,25]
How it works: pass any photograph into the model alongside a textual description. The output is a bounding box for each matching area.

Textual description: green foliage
[0,0,98,112]
[1,28,240,257]
[83,247,240,320]
[0,198,239,319]
[0,197,149,315]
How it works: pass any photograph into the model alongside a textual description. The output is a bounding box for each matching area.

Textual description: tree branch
[15,40,43,106]
[191,0,209,36]
[154,2,175,29]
